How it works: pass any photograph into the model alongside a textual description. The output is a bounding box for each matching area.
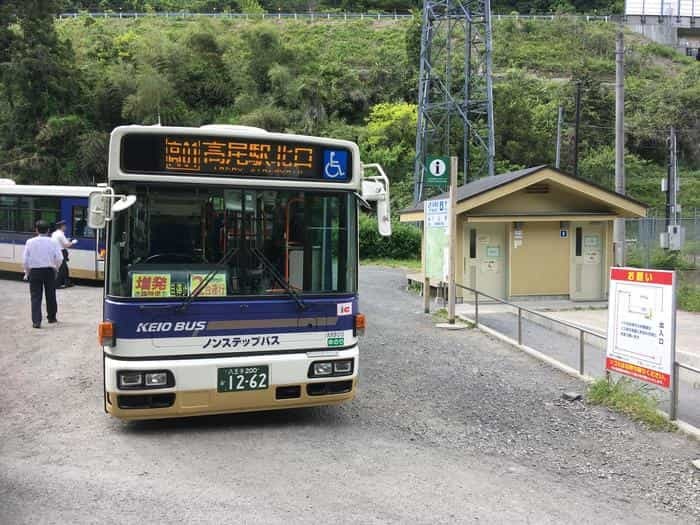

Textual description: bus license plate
[217,366,269,393]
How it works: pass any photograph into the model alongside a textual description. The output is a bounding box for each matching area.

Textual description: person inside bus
[74,217,87,238]
[51,219,77,288]
[23,220,63,328]
[204,201,222,262]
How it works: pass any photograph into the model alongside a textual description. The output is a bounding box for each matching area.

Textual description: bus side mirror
[89,192,137,229]
[88,192,108,229]
[361,164,392,237]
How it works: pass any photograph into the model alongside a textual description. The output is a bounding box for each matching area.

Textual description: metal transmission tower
[413,0,495,203]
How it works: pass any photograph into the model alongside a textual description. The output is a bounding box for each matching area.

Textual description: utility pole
[665,127,676,229]
[662,127,683,251]
[573,81,582,177]
[613,31,626,266]
[555,105,564,169]
[670,127,679,225]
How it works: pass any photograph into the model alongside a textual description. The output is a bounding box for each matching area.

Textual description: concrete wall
[627,22,679,46]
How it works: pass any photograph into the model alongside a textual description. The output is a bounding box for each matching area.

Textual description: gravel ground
[467,309,700,427]
[0,267,698,524]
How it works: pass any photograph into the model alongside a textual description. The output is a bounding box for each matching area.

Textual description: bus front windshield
[107,185,357,299]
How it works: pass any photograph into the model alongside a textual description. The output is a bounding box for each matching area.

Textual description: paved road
[547,308,700,368]
[0,268,698,524]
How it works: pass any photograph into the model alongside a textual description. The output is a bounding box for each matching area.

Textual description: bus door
[61,197,101,279]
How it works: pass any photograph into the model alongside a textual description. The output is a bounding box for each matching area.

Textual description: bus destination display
[121,133,351,182]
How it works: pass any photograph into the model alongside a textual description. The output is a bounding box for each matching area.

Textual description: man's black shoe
[32,323,41,329]
[48,318,58,324]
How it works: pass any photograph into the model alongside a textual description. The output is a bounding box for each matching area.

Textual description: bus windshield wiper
[250,247,307,311]
[175,246,239,312]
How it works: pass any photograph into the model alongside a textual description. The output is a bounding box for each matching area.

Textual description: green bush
[627,248,695,271]
[678,284,700,312]
[587,377,674,431]
[359,213,421,260]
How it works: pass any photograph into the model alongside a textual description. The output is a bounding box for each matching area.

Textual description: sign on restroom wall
[513,227,523,248]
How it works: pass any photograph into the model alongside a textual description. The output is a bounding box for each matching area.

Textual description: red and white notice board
[606,267,676,389]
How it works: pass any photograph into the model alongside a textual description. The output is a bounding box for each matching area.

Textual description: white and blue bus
[89,125,391,420]
[0,182,105,280]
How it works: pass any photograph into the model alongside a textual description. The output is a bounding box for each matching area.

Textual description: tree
[0,1,83,183]
[362,102,417,212]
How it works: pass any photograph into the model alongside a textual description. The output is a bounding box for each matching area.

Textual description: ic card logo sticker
[337,302,352,316]
[323,150,348,180]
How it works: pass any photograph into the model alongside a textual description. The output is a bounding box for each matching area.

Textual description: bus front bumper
[104,347,358,420]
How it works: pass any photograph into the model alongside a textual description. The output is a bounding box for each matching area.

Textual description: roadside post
[448,156,458,324]
[424,154,463,330]
[605,267,677,416]
[423,276,430,313]
[423,154,450,316]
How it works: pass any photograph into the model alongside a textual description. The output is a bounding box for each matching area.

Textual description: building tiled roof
[400,165,647,214]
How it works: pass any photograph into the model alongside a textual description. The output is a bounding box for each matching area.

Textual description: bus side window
[17,196,60,232]
[0,196,17,231]
[72,205,95,238]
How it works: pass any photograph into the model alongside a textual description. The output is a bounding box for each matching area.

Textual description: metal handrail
[455,282,605,339]
[678,362,700,375]
[446,280,698,423]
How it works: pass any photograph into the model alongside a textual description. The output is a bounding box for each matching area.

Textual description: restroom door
[463,223,506,299]
[570,223,604,301]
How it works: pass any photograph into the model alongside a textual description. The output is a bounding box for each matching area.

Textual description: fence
[625,216,700,271]
[434,281,700,429]
[56,11,414,21]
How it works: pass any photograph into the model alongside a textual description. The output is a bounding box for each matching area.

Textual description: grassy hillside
[1,12,698,213]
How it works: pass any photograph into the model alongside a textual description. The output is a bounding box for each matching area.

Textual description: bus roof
[0,185,100,197]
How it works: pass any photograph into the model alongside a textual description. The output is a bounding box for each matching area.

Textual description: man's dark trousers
[56,249,69,287]
[29,267,57,325]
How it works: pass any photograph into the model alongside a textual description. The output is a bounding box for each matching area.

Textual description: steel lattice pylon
[413,0,495,203]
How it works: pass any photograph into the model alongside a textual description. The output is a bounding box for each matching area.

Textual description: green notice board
[424,198,449,282]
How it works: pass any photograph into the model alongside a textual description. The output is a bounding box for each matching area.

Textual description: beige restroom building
[400,166,647,301]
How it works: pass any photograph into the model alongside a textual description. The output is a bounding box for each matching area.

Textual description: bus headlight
[117,370,174,390]
[312,362,333,376]
[118,372,143,388]
[309,359,354,378]
[333,360,353,374]
[145,372,168,387]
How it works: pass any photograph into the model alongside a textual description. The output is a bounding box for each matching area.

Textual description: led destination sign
[120,133,352,182]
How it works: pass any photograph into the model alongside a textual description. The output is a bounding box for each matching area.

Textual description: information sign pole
[448,156,458,324]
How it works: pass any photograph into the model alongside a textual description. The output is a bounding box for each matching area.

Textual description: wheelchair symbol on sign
[324,151,346,179]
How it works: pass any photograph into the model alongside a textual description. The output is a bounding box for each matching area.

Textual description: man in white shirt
[51,219,77,288]
[24,220,64,328]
